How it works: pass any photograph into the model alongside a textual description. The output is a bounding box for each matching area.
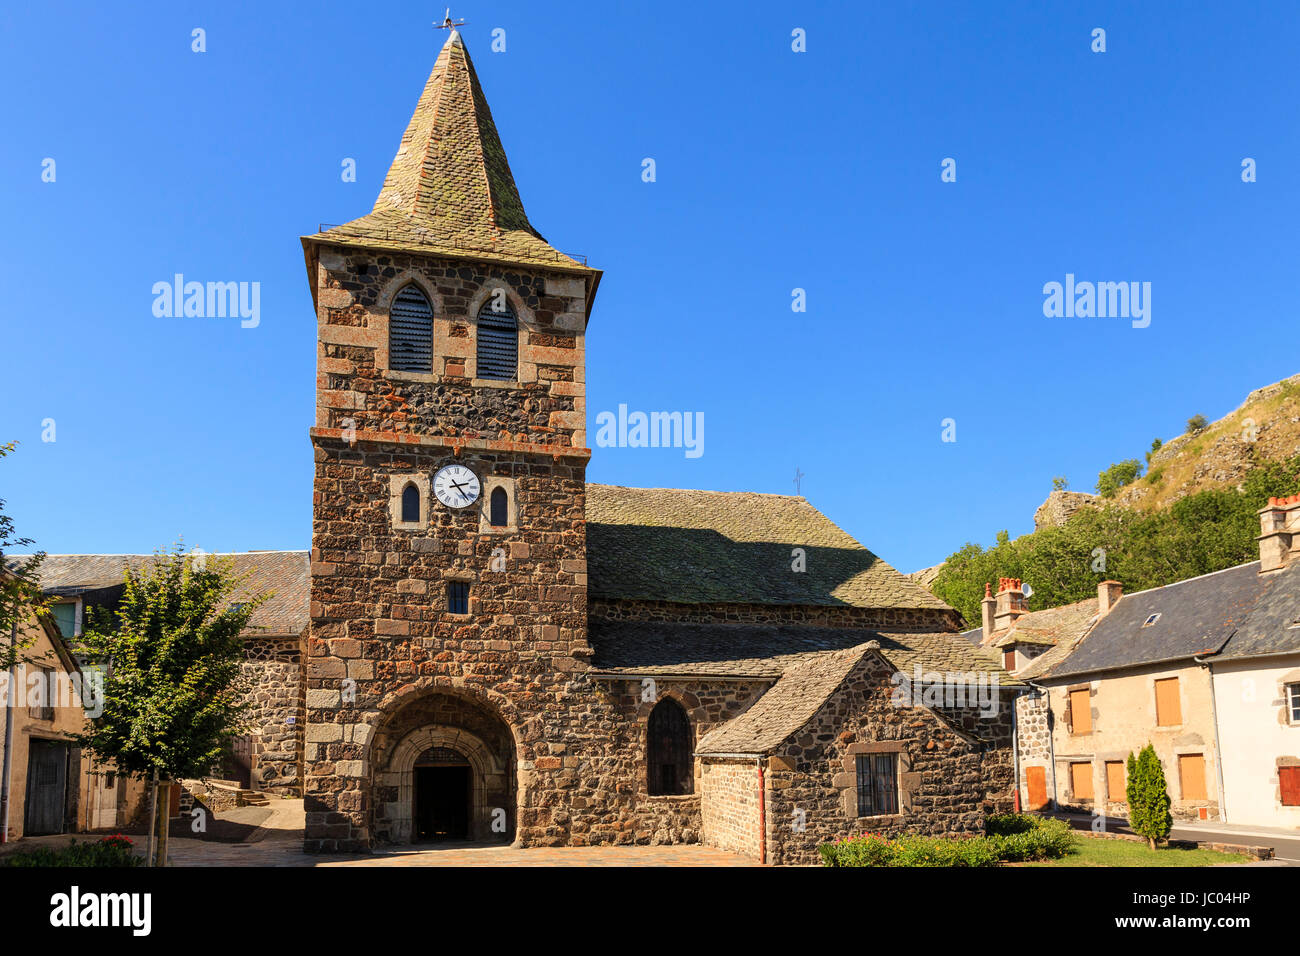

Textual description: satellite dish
[1021,583,1034,599]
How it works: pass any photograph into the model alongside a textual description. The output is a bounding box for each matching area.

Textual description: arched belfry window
[489,487,508,527]
[476,295,517,381]
[401,483,420,523]
[647,698,693,795]
[389,285,433,372]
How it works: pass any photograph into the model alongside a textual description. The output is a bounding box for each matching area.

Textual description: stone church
[34,29,1016,864]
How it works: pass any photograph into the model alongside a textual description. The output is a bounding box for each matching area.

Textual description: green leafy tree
[73,545,266,864]
[1125,744,1172,849]
[1145,438,1163,465]
[930,455,1300,625]
[1096,459,1144,498]
[0,441,48,670]
[1052,476,1069,492]
[1186,414,1209,434]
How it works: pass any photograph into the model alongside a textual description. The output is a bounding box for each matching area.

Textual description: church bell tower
[299,25,600,851]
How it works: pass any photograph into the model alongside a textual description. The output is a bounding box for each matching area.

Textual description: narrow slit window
[401,483,420,523]
[476,296,517,380]
[389,285,434,372]
[447,581,470,615]
[490,487,508,527]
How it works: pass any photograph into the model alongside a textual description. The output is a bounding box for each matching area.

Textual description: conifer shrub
[1126,745,1173,849]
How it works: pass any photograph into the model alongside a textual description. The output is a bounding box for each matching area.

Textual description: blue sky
[2,0,1298,574]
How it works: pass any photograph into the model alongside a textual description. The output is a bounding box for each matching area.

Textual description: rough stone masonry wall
[763,652,1005,866]
[1015,691,1051,808]
[700,758,762,859]
[240,636,304,794]
[312,247,587,448]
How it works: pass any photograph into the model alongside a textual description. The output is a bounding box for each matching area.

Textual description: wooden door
[24,740,68,835]
[1026,766,1048,810]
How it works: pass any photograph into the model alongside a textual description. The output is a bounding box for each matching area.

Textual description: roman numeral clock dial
[433,464,481,509]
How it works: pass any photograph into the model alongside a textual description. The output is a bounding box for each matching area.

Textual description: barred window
[389,285,433,372]
[856,753,899,816]
[1288,683,1300,724]
[647,698,693,795]
[476,297,517,380]
[447,581,470,615]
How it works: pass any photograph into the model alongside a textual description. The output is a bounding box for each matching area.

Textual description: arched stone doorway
[369,689,517,844]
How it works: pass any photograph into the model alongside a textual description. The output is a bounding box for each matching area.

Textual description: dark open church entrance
[413,747,471,841]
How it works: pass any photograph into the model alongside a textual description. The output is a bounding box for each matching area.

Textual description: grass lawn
[1024,834,1253,867]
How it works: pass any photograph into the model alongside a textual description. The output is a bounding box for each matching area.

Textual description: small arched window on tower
[647,698,693,795]
[401,483,420,523]
[389,284,434,373]
[489,487,508,527]
[476,295,517,380]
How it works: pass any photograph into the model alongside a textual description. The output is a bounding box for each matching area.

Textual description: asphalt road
[1170,823,1300,865]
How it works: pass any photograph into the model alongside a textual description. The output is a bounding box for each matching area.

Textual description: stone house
[1009,495,1300,824]
[28,551,309,817]
[1209,495,1300,828]
[0,586,113,840]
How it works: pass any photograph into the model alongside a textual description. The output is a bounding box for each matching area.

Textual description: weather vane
[436,8,465,31]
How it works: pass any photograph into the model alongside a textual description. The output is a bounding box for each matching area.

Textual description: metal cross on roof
[793,467,805,495]
[436,8,465,30]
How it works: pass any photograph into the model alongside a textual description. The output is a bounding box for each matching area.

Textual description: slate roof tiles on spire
[306,30,592,274]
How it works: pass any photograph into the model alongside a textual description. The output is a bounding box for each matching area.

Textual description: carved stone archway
[380,725,509,843]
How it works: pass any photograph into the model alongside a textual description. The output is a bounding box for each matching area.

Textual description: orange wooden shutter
[1071,762,1094,800]
[1106,761,1126,801]
[1155,678,1181,726]
[1026,766,1047,810]
[1069,689,1092,734]
[1179,754,1207,801]
[1280,767,1300,806]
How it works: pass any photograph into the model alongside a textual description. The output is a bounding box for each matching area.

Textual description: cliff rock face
[1115,373,1300,511]
[1033,491,1098,531]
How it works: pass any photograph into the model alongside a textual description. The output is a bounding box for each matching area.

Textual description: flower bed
[1,834,142,868]
[819,814,1076,867]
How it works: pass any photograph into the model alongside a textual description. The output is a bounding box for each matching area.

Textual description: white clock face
[433,464,481,509]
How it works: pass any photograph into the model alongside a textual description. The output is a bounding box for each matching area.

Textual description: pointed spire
[375,30,536,240]
[305,29,595,278]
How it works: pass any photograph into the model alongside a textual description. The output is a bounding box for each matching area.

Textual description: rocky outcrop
[1033,490,1098,531]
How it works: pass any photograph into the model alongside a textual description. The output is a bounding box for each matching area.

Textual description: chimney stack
[1097,580,1123,617]
[993,577,1028,633]
[1258,494,1300,573]
[981,582,996,641]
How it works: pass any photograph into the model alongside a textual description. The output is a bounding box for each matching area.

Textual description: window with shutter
[1155,678,1181,726]
[1179,753,1207,801]
[1280,766,1300,806]
[476,299,517,380]
[389,285,434,372]
[1070,762,1094,800]
[1106,761,1126,802]
[1069,688,1092,735]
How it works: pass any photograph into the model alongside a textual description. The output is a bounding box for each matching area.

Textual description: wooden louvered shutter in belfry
[389,286,433,372]
[476,301,517,380]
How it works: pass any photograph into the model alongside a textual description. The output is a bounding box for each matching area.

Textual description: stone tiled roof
[585,484,952,611]
[695,647,866,755]
[590,620,1009,682]
[989,599,1098,649]
[303,30,595,278]
[25,552,309,637]
[1047,562,1268,680]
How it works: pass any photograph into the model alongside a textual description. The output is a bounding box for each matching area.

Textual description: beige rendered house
[0,596,111,840]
